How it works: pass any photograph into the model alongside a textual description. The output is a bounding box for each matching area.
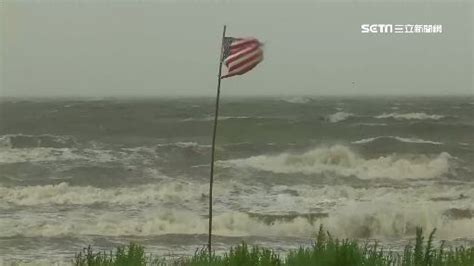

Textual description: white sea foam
[352,123,387,127]
[0,181,473,241]
[0,147,123,164]
[0,140,213,164]
[1,202,472,240]
[375,112,445,120]
[0,135,12,148]
[282,97,312,104]
[182,116,261,122]
[0,134,76,149]
[327,112,354,123]
[3,181,471,218]
[157,141,211,148]
[352,136,443,145]
[219,145,452,180]
[325,200,474,239]
[0,148,85,164]
[0,181,209,207]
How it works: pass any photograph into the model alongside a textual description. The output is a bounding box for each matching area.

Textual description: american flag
[220,37,264,79]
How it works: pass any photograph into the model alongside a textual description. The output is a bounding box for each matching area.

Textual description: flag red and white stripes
[220,37,263,79]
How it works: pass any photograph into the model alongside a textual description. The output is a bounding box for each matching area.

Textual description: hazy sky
[1,0,473,97]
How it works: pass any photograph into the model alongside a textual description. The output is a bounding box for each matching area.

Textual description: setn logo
[361,24,393,33]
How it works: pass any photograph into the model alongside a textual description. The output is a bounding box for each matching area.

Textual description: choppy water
[0,96,473,264]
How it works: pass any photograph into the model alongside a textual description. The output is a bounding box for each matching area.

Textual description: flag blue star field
[221,37,264,79]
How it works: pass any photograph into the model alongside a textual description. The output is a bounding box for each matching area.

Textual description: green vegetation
[74,243,165,266]
[73,226,474,266]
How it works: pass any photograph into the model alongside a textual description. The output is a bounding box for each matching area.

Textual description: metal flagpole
[208,24,226,260]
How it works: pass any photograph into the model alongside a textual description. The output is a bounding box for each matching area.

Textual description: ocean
[0,96,473,264]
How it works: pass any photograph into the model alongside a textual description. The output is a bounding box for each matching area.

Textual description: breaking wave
[327,112,354,123]
[352,123,387,127]
[352,136,443,145]
[282,97,312,104]
[0,134,77,149]
[157,141,211,149]
[1,205,472,240]
[219,145,452,180]
[0,140,211,164]
[0,181,207,207]
[1,181,473,240]
[375,112,445,120]
[0,147,132,164]
[182,116,265,122]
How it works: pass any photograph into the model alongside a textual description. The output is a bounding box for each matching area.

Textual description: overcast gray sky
[1,0,473,97]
